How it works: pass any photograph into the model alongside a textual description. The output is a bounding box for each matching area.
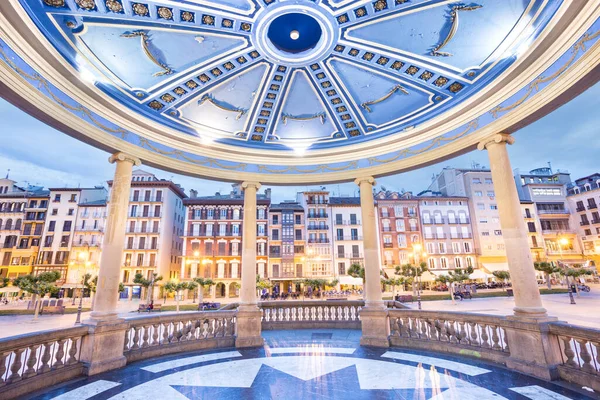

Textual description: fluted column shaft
[240,181,260,309]
[356,177,384,309]
[91,152,140,321]
[478,134,547,318]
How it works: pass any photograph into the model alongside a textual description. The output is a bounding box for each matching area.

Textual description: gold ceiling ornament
[281,112,326,125]
[199,94,246,120]
[120,30,173,77]
[431,4,483,57]
[361,84,409,113]
[157,7,173,20]
[105,0,123,13]
[43,0,65,6]
[132,3,149,16]
[76,0,96,10]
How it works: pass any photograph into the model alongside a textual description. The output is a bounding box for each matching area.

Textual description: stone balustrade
[260,300,364,330]
[548,322,600,391]
[123,311,237,362]
[0,326,89,399]
[388,310,511,364]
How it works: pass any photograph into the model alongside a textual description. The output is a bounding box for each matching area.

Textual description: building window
[477,203,485,210]
[338,262,346,275]
[440,257,447,268]
[53,194,61,202]
[51,209,58,216]
[463,242,471,253]
[428,258,436,269]
[438,243,446,254]
[494,230,502,236]
[62,221,72,232]
[490,204,498,210]
[474,191,483,197]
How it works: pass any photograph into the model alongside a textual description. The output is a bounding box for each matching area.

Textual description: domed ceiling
[1,0,600,183]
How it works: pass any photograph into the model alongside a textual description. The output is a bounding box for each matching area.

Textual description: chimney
[189,189,198,198]
[265,188,272,198]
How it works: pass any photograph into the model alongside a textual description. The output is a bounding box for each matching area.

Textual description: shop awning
[482,263,509,274]
[338,276,363,286]
[382,268,397,279]
[420,271,438,282]
[0,286,20,293]
[60,284,79,289]
[470,269,491,280]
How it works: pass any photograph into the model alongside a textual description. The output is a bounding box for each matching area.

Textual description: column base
[512,306,550,321]
[80,318,128,375]
[359,307,389,348]
[235,306,263,348]
[504,318,562,381]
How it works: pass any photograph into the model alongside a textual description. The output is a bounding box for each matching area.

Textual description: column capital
[241,181,261,191]
[109,152,141,166]
[354,176,376,187]
[477,133,515,151]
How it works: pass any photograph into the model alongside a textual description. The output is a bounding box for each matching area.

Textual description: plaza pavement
[1,286,599,339]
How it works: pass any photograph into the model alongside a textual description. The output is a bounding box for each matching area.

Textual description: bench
[138,304,162,312]
[199,302,221,310]
[398,295,413,303]
[41,306,65,315]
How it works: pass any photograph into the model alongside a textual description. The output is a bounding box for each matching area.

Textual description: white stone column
[478,134,547,319]
[80,152,140,376]
[240,181,260,308]
[91,152,140,321]
[356,177,384,308]
[236,181,263,348]
[356,177,389,347]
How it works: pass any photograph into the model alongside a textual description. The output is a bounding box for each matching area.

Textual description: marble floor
[26,330,594,400]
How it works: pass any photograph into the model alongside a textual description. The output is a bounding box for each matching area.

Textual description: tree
[492,270,511,291]
[534,262,560,290]
[383,277,404,299]
[13,271,61,320]
[163,281,195,312]
[347,263,365,282]
[396,262,428,295]
[0,277,9,288]
[194,277,215,304]
[302,278,338,296]
[133,273,163,304]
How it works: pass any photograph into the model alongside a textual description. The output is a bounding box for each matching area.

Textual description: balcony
[127,228,160,234]
[130,196,163,203]
[308,225,329,231]
[269,252,281,258]
[448,219,470,225]
[581,221,591,226]
[308,238,330,244]
[129,213,162,218]
[335,236,362,241]
[576,206,586,212]
[307,213,328,219]
[537,209,569,215]
[383,243,393,248]
[75,227,104,233]
[307,199,328,205]
[588,203,598,210]
[422,219,445,225]
[592,219,600,224]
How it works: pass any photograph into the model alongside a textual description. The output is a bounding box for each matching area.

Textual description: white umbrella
[0,286,20,293]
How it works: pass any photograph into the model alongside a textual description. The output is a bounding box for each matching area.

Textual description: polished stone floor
[27,330,593,400]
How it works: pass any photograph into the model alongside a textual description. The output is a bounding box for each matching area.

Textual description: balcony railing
[129,213,162,218]
[448,219,470,224]
[335,236,362,241]
[592,219,600,224]
[307,225,329,231]
[260,300,362,330]
[422,219,445,225]
[307,238,330,244]
[307,214,329,219]
[576,206,586,212]
[127,228,160,234]
[130,196,163,203]
[383,243,393,248]
[334,220,361,226]
[588,204,598,210]
[581,221,591,226]
[537,209,570,215]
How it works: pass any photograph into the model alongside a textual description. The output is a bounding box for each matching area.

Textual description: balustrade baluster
[67,338,79,365]
[298,307,303,321]
[410,318,420,339]
[123,328,131,351]
[491,326,501,350]
[39,343,52,373]
[162,322,170,343]
[291,307,296,321]
[457,321,467,344]
[23,345,40,378]
[317,306,323,321]
[400,317,410,338]
[152,324,160,345]
[0,352,8,387]
[53,339,66,369]
[562,337,577,368]
[593,342,600,372]
[7,348,24,383]
[480,324,490,348]
[389,317,399,336]
[419,319,428,339]
[447,321,457,343]
[311,307,317,321]
[435,320,445,341]
[578,340,596,373]
[429,319,438,341]
[279,308,285,322]
[142,325,150,348]
[323,306,329,321]
[131,327,141,349]
[469,322,479,345]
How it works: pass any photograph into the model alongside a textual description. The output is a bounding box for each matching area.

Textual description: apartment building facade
[297,191,334,279]
[181,185,270,299]
[119,170,186,299]
[0,178,49,279]
[417,193,476,272]
[567,173,600,267]
[329,197,365,288]
[374,191,421,273]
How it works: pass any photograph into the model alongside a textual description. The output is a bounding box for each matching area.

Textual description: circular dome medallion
[267,13,322,54]
[254,2,338,66]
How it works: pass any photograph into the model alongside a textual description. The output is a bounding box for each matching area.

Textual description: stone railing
[123,311,237,362]
[548,322,600,392]
[0,326,89,399]
[260,300,364,330]
[388,310,510,364]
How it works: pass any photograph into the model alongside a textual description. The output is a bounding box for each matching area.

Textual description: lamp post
[70,247,90,324]
[412,243,425,310]
[558,236,575,305]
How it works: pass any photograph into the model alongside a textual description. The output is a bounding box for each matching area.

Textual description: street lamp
[412,244,424,310]
[558,236,575,305]
[71,248,90,324]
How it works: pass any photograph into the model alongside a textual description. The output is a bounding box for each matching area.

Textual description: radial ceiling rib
[333,0,428,29]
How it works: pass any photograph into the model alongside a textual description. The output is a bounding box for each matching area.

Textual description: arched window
[14,219,21,230]
[233,209,240,220]
[5,219,12,230]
